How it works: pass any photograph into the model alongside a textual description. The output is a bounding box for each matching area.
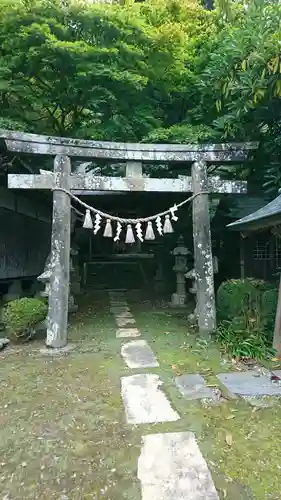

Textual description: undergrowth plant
[3,297,48,342]
[216,278,277,360]
[216,321,275,360]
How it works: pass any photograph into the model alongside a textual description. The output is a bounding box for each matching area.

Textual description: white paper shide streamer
[79,198,190,243]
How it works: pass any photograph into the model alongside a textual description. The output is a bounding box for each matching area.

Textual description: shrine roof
[227,193,281,231]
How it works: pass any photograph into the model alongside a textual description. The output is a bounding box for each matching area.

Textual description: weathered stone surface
[116,328,141,338]
[46,155,71,348]
[217,371,281,396]
[121,374,180,424]
[138,432,219,500]
[110,306,131,314]
[175,374,214,400]
[192,160,216,334]
[39,344,76,356]
[110,302,128,308]
[116,317,136,327]
[0,338,10,351]
[4,129,256,163]
[115,311,133,319]
[121,340,159,369]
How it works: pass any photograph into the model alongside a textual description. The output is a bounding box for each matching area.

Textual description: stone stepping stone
[217,371,281,397]
[116,328,141,338]
[121,340,159,369]
[175,374,214,400]
[138,431,219,500]
[109,291,126,298]
[121,374,180,424]
[115,311,133,319]
[110,306,131,314]
[116,316,136,327]
[110,300,128,306]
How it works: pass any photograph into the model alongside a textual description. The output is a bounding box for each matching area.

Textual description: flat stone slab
[121,374,180,424]
[121,340,159,369]
[217,371,281,397]
[110,306,130,314]
[175,374,214,400]
[138,432,219,500]
[116,328,141,338]
[116,317,136,327]
[109,291,127,298]
[39,344,76,356]
[115,311,133,319]
[110,300,128,306]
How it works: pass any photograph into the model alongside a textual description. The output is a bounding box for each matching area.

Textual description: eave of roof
[227,193,281,232]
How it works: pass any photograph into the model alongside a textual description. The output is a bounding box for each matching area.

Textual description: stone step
[121,373,180,424]
[121,340,159,369]
[138,432,219,500]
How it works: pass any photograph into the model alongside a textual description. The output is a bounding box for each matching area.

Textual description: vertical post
[46,155,71,348]
[240,233,245,278]
[126,161,143,178]
[273,272,281,355]
[191,160,216,335]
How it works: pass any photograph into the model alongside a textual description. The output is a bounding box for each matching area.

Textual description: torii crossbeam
[0,130,257,349]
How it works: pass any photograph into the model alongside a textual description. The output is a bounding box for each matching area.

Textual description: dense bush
[216,278,278,360]
[3,298,48,342]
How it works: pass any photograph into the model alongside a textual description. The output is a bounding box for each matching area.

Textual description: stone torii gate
[0,130,257,349]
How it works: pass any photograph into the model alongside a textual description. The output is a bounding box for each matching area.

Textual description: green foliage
[144,123,218,143]
[216,278,278,360]
[216,321,275,360]
[217,278,277,331]
[3,297,48,341]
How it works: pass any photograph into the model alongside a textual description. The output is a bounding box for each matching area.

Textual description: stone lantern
[170,235,190,307]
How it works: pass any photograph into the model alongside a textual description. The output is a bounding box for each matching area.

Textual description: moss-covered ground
[0,292,281,499]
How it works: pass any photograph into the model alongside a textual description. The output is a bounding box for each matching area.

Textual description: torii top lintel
[0,130,258,163]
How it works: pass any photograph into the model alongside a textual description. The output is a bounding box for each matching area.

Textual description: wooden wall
[0,188,51,280]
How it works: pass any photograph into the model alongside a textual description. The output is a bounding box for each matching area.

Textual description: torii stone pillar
[191,160,216,334]
[46,155,71,348]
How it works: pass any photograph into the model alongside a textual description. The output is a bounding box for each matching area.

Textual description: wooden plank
[192,160,216,335]
[5,139,254,162]
[46,155,71,349]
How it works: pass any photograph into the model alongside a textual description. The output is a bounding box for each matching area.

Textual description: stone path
[138,432,219,500]
[175,374,215,400]
[121,340,159,369]
[108,290,219,499]
[217,371,281,397]
[109,290,281,497]
[121,374,180,424]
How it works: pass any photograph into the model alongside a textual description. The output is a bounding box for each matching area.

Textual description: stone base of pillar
[68,293,78,313]
[170,292,186,308]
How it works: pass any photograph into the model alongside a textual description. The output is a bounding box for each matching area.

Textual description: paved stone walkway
[109,290,281,497]
[108,291,219,499]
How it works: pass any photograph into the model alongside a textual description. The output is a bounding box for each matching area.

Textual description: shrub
[216,278,277,331]
[216,321,275,360]
[216,278,278,360]
[3,297,48,341]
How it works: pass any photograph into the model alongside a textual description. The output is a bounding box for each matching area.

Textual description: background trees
[0,0,280,192]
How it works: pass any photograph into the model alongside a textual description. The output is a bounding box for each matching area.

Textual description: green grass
[0,292,280,499]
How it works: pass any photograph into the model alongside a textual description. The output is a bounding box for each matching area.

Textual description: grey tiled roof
[227,194,281,231]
